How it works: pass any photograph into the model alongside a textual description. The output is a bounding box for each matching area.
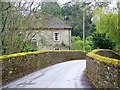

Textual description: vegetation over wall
[86,49,120,88]
[0,50,86,85]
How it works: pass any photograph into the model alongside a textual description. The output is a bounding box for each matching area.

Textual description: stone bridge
[0,49,120,89]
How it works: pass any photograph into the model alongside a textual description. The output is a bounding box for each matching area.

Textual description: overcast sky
[57,0,71,5]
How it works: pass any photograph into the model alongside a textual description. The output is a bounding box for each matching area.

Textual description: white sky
[109,0,117,8]
[57,0,71,5]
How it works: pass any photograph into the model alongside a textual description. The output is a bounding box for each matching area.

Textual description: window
[54,32,60,41]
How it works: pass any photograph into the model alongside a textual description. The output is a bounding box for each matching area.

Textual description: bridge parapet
[86,49,120,88]
[0,50,86,85]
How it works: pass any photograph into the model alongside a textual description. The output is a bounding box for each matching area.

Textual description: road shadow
[79,68,95,88]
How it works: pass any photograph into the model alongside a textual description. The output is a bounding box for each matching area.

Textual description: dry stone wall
[86,49,120,88]
[0,50,86,85]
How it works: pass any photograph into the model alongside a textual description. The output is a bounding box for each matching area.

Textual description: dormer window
[54,32,60,41]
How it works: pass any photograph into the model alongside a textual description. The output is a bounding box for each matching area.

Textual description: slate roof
[43,16,72,29]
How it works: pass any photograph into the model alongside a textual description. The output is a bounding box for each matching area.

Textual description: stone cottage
[25,16,72,50]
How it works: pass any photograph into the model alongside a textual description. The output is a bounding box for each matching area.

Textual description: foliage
[91,33,116,50]
[13,34,37,53]
[41,2,61,17]
[61,2,84,38]
[93,7,119,48]
[90,23,96,34]
[73,25,83,37]
[72,39,83,50]
[0,2,41,55]
[61,41,69,48]
[72,36,91,52]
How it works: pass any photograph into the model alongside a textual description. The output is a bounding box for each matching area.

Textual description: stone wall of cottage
[26,29,71,50]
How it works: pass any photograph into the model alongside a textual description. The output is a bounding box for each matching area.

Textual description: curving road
[2,60,94,88]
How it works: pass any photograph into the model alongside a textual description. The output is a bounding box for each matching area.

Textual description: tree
[0,2,42,55]
[0,2,13,55]
[91,33,116,50]
[61,2,84,37]
[41,2,61,17]
[90,23,96,34]
[72,36,91,52]
[93,7,119,49]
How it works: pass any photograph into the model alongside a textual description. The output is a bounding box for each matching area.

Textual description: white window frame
[54,32,60,41]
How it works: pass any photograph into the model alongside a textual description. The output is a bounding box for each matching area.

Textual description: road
[2,60,94,88]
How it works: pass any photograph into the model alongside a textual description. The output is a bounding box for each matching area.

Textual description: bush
[72,36,92,52]
[91,33,116,50]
